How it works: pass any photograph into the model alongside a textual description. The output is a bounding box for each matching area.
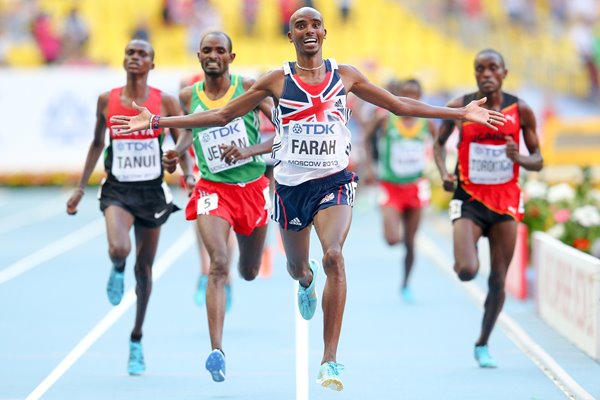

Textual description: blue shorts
[272,169,358,231]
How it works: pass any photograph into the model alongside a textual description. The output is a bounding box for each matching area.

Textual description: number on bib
[449,199,463,220]
[197,193,218,215]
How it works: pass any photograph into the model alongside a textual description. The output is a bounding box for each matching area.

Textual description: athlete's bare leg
[131,224,161,339]
[104,205,134,270]
[452,218,484,281]
[313,205,352,364]
[381,206,402,246]
[401,207,421,288]
[196,215,232,351]
[476,220,517,346]
[236,225,268,280]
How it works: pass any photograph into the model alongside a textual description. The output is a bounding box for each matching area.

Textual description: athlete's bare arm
[361,110,387,184]
[161,92,194,176]
[433,96,463,193]
[110,70,284,134]
[66,92,110,215]
[218,76,277,163]
[510,100,543,171]
[338,65,505,128]
[242,76,275,120]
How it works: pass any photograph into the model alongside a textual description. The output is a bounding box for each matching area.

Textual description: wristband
[148,114,154,131]
[151,115,161,130]
[183,174,195,181]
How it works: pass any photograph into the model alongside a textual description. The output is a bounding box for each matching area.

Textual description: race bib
[449,199,462,220]
[285,122,346,169]
[199,118,251,173]
[112,138,161,182]
[468,142,514,185]
[390,140,426,177]
[197,193,218,215]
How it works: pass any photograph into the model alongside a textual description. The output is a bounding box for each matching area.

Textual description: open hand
[464,97,506,130]
[109,101,152,134]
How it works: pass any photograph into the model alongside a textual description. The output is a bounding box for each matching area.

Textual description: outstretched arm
[66,94,108,215]
[342,65,506,128]
[110,70,281,134]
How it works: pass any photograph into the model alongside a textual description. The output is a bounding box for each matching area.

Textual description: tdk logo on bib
[474,146,505,157]
[202,121,243,143]
[116,141,155,151]
[290,123,335,135]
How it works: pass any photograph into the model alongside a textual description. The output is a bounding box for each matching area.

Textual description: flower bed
[522,169,600,258]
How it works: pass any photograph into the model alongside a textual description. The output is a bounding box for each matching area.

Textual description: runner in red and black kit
[66,39,191,376]
[433,49,543,368]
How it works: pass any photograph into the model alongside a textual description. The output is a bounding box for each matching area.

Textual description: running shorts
[185,175,270,236]
[379,179,430,211]
[99,179,179,228]
[272,169,358,231]
[449,186,515,236]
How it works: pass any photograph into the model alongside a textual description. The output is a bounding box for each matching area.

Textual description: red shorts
[185,176,270,235]
[379,179,430,212]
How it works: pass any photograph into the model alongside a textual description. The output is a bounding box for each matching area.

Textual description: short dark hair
[476,49,505,68]
[200,31,233,53]
[127,39,154,60]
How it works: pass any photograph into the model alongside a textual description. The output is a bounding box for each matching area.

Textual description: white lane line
[418,234,595,400]
[0,219,105,285]
[0,193,69,235]
[295,282,309,400]
[25,228,194,400]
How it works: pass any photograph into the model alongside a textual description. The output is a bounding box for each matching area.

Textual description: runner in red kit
[433,49,543,368]
[66,39,191,375]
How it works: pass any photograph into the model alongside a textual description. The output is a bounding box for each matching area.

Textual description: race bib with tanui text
[112,138,161,182]
[468,142,514,185]
[390,140,426,177]
[200,118,251,173]
[285,122,346,169]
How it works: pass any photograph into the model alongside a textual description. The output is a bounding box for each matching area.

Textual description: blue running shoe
[194,275,208,306]
[225,283,232,313]
[205,349,226,382]
[474,345,497,368]
[128,340,146,375]
[401,286,415,304]
[316,361,344,391]
[297,259,319,320]
[106,269,124,306]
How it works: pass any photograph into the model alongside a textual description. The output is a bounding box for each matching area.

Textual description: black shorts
[449,186,514,237]
[99,179,179,228]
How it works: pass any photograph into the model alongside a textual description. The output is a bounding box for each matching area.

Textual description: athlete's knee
[455,262,478,281]
[385,235,401,246]
[238,260,260,281]
[287,259,308,281]
[323,248,345,278]
[209,253,229,281]
[109,243,130,261]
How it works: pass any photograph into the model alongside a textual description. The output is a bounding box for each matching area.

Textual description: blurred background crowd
[1,0,599,100]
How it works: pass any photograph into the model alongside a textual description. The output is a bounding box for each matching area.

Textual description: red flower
[573,238,591,251]
[529,206,540,218]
